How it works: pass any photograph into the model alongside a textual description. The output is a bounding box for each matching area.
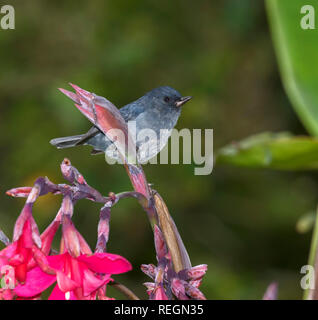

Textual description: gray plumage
[50,86,191,163]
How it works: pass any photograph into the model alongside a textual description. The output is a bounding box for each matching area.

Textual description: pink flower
[49,252,131,300]
[15,216,132,300]
[0,216,38,286]
[4,162,135,300]
[0,288,15,300]
[0,182,48,291]
[0,220,60,299]
[15,252,132,300]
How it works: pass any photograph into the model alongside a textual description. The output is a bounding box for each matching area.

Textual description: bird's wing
[119,101,146,122]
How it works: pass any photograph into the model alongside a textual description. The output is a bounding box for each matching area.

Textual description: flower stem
[109,281,140,300]
[304,206,318,299]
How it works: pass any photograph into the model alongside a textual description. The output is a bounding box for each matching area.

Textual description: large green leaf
[215,132,318,170]
[266,0,318,136]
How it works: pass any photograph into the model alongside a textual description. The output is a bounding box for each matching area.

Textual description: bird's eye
[164,96,170,103]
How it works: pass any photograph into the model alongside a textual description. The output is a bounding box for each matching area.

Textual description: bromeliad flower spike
[1,159,206,300]
[0,84,208,300]
[1,160,132,300]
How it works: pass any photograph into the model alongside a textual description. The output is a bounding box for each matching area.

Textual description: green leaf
[266,0,318,136]
[215,132,318,170]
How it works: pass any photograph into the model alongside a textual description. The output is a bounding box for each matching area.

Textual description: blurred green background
[0,0,317,299]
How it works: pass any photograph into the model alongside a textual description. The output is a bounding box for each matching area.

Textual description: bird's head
[144,86,192,113]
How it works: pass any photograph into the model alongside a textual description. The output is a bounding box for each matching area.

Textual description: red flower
[49,252,131,300]
[14,251,132,300]
[14,216,132,300]
[0,216,59,299]
[0,220,31,285]
[0,214,41,289]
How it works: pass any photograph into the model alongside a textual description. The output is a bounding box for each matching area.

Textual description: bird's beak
[175,96,192,107]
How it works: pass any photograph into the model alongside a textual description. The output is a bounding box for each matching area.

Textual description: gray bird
[50,86,192,163]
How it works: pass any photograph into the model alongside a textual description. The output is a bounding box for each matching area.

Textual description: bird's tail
[50,134,84,149]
